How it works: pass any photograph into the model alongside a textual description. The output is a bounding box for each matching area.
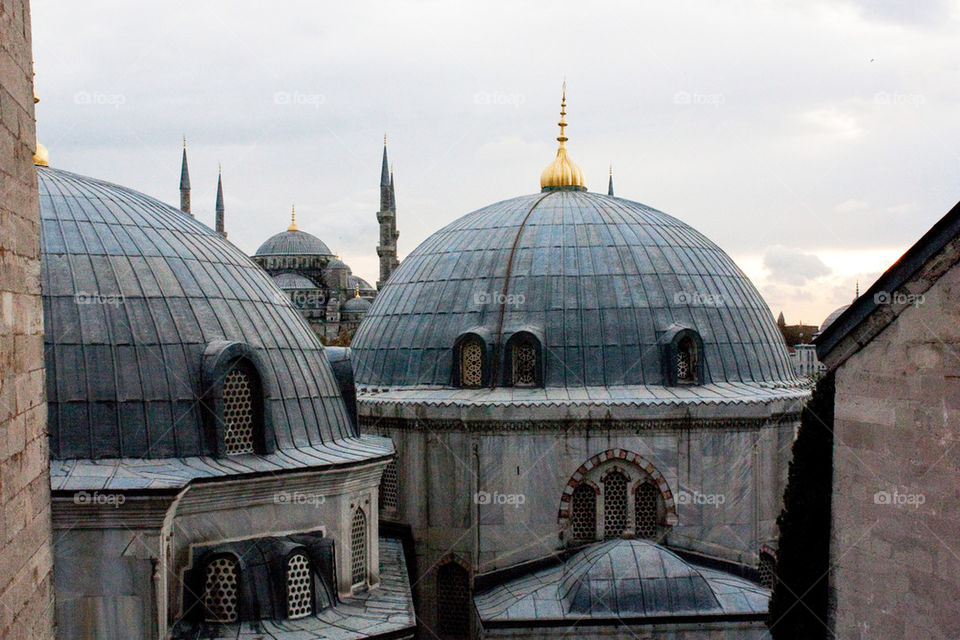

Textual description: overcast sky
[31,0,960,326]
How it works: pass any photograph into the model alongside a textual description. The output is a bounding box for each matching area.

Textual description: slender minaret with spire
[608,164,614,196]
[215,165,226,238]
[376,136,400,289]
[179,137,191,216]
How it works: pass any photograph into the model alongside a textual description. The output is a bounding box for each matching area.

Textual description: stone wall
[831,259,960,639]
[0,0,56,638]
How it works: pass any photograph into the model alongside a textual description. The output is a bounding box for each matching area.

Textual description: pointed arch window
[635,481,663,540]
[570,483,597,541]
[437,562,471,638]
[351,508,367,586]
[602,470,628,538]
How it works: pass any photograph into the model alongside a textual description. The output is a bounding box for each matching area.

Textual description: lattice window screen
[602,470,629,538]
[635,482,660,539]
[286,553,313,619]
[759,554,777,590]
[223,368,255,454]
[570,483,597,541]
[512,341,537,386]
[461,341,483,387]
[380,460,400,512]
[437,562,471,637]
[203,557,239,623]
[351,508,367,585]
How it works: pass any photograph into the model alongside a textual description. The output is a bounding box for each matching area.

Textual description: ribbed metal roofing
[272,271,317,289]
[352,190,795,388]
[39,167,359,460]
[818,303,850,335]
[255,229,332,256]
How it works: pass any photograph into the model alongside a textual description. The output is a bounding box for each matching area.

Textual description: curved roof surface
[343,296,372,313]
[255,229,332,256]
[39,167,362,463]
[819,303,850,335]
[352,190,796,388]
[272,271,318,289]
[475,539,769,622]
[348,274,376,293]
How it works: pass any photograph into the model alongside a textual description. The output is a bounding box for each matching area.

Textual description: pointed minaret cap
[540,82,585,191]
[288,205,299,231]
[215,166,224,211]
[380,134,390,186]
[179,137,190,189]
[607,164,614,196]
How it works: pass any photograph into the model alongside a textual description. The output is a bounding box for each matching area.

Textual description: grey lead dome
[255,228,332,256]
[39,167,355,460]
[352,189,795,388]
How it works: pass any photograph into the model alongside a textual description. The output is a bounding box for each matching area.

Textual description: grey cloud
[763,246,832,285]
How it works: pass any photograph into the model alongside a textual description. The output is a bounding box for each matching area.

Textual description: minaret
[376,136,399,289]
[607,164,614,196]
[179,137,191,216]
[215,165,226,238]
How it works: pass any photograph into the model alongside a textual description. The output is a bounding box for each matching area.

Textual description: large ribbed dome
[255,229,332,256]
[39,167,357,460]
[352,190,795,388]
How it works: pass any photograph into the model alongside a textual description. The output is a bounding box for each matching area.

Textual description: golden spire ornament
[539,82,585,190]
[32,87,49,167]
[288,205,299,231]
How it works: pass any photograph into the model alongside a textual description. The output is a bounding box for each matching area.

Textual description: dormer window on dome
[453,332,490,388]
[504,331,542,387]
[661,327,706,387]
[202,555,240,623]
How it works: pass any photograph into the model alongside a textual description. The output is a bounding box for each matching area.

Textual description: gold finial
[183,135,187,149]
[384,133,387,145]
[539,82,585,190]
[32,84,49,166]
[288,204,299,231]
[355,282,360,298]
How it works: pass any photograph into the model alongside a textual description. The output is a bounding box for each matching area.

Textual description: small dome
[325,257,349,271]
[272,272,317,290]
[256,229,332,256]
[343,296,372,313]
[819,304,850,334]
[559,539,719,615]
[348,274,376,295]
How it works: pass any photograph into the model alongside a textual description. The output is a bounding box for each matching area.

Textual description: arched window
[511,339,537,387]
[602,470,628,538]
[676,336,696,384]
[203,556,240,623]
[635,481,662,540]
[222,365,256,454]
[286,552,313,619]
[570,483,596,541]
[380,460,400,513]
[436,562,470,638]
[351,508,367,586]
[460,339,484,388]
[758,553,777,590]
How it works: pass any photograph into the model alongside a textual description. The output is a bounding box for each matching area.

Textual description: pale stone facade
[0,0,56,637]
[824,256,960,638]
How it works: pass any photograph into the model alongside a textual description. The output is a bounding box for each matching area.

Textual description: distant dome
[343,296,372,313]
[819,304,850,334]
[39,167,355,460]
[352,190,795,388]
[272,271,317,290]
[348,274,376,295]
[325,257,349,271]
[255,229,332,256]
[560,540,719,615]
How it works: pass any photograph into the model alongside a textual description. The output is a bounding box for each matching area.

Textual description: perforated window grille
[677,340,695,383]
[437,562,470,637]
[759,554,777,590]
[512,341,537,386]
[602,470,629,538]
[351,508,367,585]
[635,482,660,539]
[570,483,597,541]
[286,553,313,619]
[461,341,483,387]
[380,460,400,512]
[222,367,255,454]
[203,557,239,623]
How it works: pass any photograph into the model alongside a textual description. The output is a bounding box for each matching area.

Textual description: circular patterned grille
[286,553,313,619]
[758,554,777,590]
[203,557,239,623]
[351,508,367,586]
[602,470,628,538]
[512,341,537,386]
[222,368,255,454]
[437,562,470,637]
[570,483,597,541]
[461,341,483,387]
[635,482,660,540]
[676,349,691,381]
[380,460,400,512]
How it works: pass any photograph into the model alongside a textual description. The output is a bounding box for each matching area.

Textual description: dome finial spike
[288,204,299,231]
[355,282,360,298]
[540,82,585,190]
[608,163,614,196]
